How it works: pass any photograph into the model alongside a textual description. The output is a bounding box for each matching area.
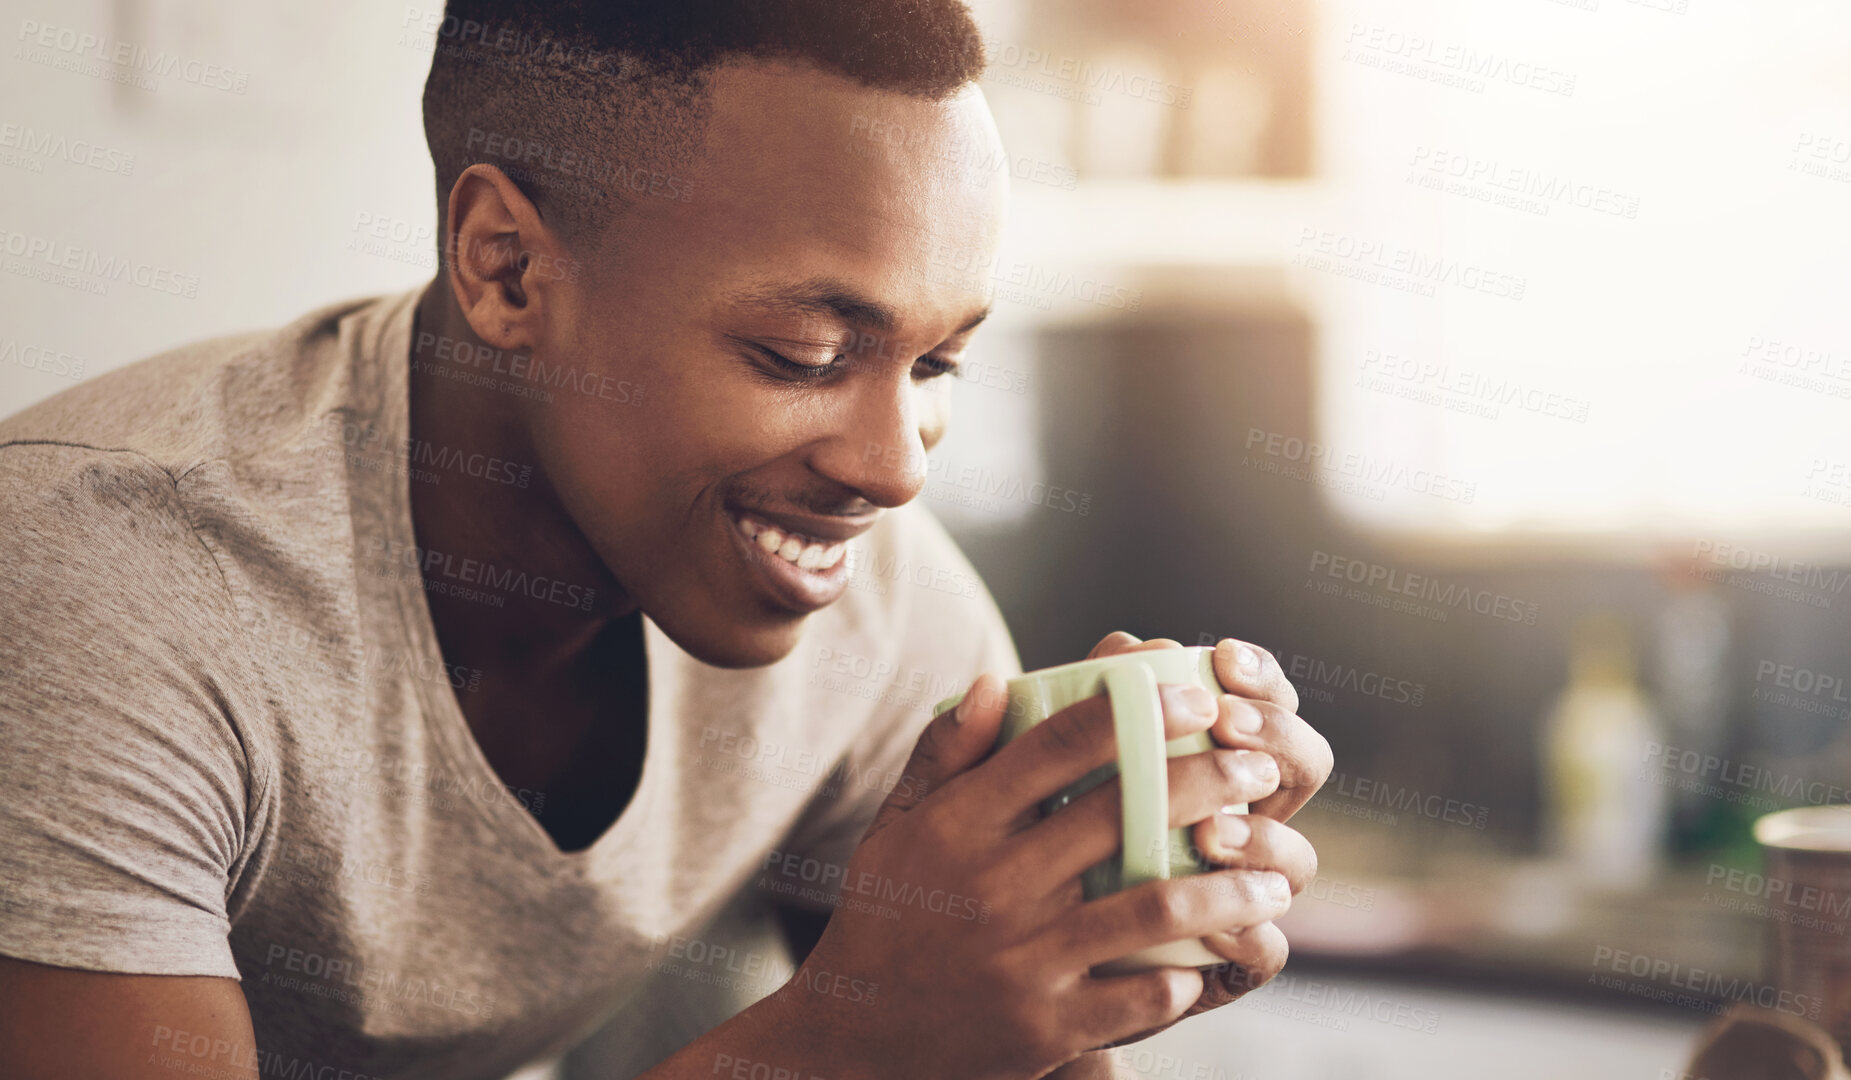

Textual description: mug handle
[1102,662,1171,889]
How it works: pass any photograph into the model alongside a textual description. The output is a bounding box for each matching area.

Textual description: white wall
[1,0,439,417]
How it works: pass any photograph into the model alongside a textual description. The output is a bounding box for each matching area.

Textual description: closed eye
[913,356,959,381]
[748,341,961,383]
[752,343,843,380]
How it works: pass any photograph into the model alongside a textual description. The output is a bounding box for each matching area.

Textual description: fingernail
[1206,811,1251,863]
[1229,699,1264,734]
[1236,644,1260,674]
[951,681,979,724]
[1215,810,1251,853]
[1252,753,1280,784]
[1179,685,1216,720]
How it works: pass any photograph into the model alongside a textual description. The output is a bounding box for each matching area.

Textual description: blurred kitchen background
[6,0,1851,1075]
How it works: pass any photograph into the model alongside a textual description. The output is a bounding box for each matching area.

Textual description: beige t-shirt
[0,289,1021,1080]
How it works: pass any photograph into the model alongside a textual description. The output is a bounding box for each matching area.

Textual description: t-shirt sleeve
[0,444,255,979]
[775,543,1023,888]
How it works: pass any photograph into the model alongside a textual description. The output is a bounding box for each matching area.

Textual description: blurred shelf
[1005,178,1325,268]
[975,179,1325,328]
[1276,854,1771,1016]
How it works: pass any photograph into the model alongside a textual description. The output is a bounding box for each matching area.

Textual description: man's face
[527,61,1009,668]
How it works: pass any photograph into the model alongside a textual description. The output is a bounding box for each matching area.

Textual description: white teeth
[800,541,846,569]
[734,511,847,572]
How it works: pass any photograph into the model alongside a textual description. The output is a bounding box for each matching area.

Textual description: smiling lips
[731,510,849,572]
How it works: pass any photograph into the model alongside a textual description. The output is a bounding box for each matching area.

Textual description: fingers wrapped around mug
[1196,921,1292,1004]
[1209,638,1300,713]
[1207,691,1333,823]
[1086,632,1187,659]
[970,681,1223,839]
[1164,818,1312,1010]
[1036,868,1292,975]
[999,743,1282,897]
[1189,811,1318,897]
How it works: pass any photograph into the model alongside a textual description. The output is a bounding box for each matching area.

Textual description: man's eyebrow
[731,278,991,341]
[731,278,899,334]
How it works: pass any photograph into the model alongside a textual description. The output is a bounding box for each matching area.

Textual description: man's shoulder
[0,290,419,685]
[0,442,258,774]
[0,442,234,620]
[0,292,404,477]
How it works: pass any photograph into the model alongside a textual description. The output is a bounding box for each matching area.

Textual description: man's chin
[654,609,810,670]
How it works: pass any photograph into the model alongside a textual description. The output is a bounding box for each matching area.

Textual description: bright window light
[1306,0,1851,556]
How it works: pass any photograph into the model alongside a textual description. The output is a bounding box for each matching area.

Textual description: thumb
[867,672,1009,836]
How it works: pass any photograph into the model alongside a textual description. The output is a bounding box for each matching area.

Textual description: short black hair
[421,0,987,245]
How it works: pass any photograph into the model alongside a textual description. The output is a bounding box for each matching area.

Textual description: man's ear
[441,163,566,353]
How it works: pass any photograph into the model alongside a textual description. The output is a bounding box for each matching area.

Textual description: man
[0,2,1329,1077]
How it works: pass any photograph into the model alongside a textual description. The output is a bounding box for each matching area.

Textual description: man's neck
[404,279,636,698]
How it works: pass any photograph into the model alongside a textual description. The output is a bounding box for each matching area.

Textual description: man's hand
[771,666,1289,1080]
[1079,633,1332,1039]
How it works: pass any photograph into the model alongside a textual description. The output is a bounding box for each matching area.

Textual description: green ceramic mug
[935,645,1243,972]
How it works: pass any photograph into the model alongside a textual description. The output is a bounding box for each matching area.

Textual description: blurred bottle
[1650,569,1738,855]
[1541,614,1669,890]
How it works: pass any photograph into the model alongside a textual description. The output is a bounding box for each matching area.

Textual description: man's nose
[810,378,928,509]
